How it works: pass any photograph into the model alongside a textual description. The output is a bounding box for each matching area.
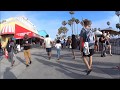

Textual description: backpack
[85,29,95,47]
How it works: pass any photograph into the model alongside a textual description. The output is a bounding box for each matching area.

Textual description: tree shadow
[3,67,17,79]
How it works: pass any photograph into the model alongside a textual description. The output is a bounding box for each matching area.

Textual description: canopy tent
[100,27,120,35]
[94,30,102,36]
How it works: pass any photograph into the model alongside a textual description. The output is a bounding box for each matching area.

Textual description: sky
[0,11,119,40]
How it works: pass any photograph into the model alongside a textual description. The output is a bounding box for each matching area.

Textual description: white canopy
[94,30,102,36]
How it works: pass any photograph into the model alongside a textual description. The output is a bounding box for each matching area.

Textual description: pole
[118,15,120,31]
[118,15,120,24]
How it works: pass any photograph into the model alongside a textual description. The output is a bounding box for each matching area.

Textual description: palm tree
[62,27,68,35]
[69,11,75,34]
[58,26,68,39]
[98,28,100,31]
[116,23,120,30]
[75,19,80,35]
[62,21,67,26]
[58,27,63,35]
[71,17,76,34]
[68,19,73,34]
[69,11,75,18]
[107,21,110,28]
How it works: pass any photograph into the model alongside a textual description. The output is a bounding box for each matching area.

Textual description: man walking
[80,19,95,75]
[22,34,32,67]
[44,35,53,60]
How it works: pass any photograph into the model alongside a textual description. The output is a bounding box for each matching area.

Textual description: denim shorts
[46,48,52,52]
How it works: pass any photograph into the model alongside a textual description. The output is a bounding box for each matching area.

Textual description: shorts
[46,48,51,52]
[82,49,94,57]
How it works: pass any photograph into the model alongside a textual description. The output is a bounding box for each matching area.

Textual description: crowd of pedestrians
[0,19,114,76]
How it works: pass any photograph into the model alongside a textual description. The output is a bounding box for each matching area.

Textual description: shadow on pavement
[3,67,17,79]
[32,53,48,60]
[35,57,105,79]
[16,56,26,65]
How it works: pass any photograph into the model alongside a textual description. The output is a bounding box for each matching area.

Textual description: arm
[80,37,83,52]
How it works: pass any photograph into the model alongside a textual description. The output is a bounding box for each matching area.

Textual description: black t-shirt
[71,38,77,49]
[22,39,31,50]
[100,35,106,43]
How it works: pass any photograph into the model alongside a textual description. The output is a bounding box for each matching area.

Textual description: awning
[14,24,34,39]
[14,24,44,39]
[0,25,15,35]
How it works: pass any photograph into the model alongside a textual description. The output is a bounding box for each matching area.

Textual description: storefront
[0,16,44,49]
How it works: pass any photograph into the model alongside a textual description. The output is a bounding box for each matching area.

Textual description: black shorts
[82,49,94,57]
[46,48,52,52]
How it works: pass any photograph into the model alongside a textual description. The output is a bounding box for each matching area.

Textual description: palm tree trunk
[71,14,73,35]
[72,24,73,34]
[74,22,75,35]
[77,24,78,35]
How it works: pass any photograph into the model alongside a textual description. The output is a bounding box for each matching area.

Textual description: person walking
[94,35,99,52]
[43,34,53,60]
[55,40,61,60]
[80,19,95,75]
[106,32,112,56]
[71,34,77,59]
[6,37,15,66]
[0,42,3,60]
[22,34,32,67]
[99,32,107,57]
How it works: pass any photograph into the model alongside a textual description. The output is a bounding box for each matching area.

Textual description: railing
[98,38,120,55]
[110,38,120,55]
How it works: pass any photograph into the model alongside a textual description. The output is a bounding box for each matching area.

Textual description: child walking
[55,40,61,60]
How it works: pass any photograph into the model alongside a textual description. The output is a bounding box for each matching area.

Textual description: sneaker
[26,64,29,67]
[11,60,15,66]
[86,69,92,75]
[101,55,103,57]
[29,61,32,64]
[110,54,112,56]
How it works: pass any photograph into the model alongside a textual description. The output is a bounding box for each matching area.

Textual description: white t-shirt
[44,37,52,48]
[55,43,61,49]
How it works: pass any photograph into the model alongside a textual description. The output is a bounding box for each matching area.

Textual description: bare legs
[83,56,92,70]
[72,49,75,59]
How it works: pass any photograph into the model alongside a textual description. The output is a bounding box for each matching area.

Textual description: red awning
[0,25,15,35]
[14,24,34,39]
[14,24,44,39]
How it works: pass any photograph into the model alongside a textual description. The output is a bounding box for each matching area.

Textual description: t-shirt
[71,38,77,49]
[22,39,31,50]
[55,43,61,49]
[44,37,52,48]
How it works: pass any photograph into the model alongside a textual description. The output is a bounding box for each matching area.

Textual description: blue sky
[0,11,119,40]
